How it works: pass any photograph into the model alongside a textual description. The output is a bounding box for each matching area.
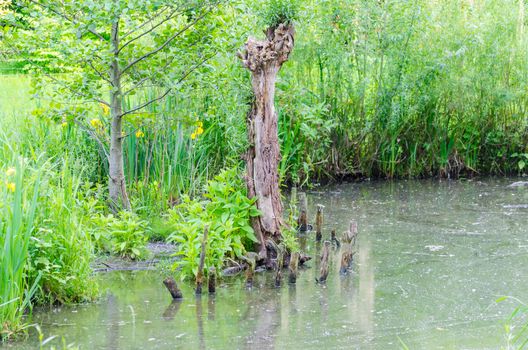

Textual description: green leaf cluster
[89,211,149,260]
[167,167,260,280]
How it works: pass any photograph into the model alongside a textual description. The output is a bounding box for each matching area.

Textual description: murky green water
[5,179,528,349]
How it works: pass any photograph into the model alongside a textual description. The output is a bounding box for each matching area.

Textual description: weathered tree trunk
[239,23,295,262]
[109,20,131,211]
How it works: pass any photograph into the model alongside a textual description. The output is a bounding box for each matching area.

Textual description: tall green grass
[0,158,41,339]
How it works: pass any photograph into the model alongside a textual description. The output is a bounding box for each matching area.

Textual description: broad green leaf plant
[167,168,260,280]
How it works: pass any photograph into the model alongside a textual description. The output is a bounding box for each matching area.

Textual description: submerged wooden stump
[315,204,324,241]
[318,241,331,283]
[343,220,358,245]
[195,226,209,295]
[163,277,183,300]
[340,244,355,274]
[340,220,358,274]
[244,253,257,289]
[288,252,300,284]
[331,229,340,248]
[298,192,309,232]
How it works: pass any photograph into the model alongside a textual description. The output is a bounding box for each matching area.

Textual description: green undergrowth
[166,168,261,280]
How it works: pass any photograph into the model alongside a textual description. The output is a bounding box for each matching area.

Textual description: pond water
[5,179,528,349]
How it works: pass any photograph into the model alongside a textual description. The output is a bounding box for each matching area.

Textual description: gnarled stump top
[239,23,295,72]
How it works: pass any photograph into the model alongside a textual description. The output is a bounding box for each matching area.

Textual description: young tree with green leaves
[14,0,220,210]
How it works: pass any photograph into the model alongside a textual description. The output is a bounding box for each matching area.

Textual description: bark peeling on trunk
[239,23,295,262]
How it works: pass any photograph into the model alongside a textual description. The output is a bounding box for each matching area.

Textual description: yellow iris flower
[90,118,103,129]
[135,130,145,138]
[6,182,15,192]
[101,103,110,116]
[191,120,204,140]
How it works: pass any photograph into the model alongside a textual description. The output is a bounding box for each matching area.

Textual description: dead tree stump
[163,277,183,300]
[195,226,209,295]
[318,241,331,283]
[340,221,358,274]
[331,229,340,248]
[343,221,358,246]
[298,192,309,232]
[238,23,295,263]
[244,253,257,289]
[340,244,355,274]
[288,252,300,283]
[315,204,324,241]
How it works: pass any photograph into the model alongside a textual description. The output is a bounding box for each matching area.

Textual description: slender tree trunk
[239,24,295,262]
[109,19,131,211]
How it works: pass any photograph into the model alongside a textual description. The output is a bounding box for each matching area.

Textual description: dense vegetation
[0,0,527,342]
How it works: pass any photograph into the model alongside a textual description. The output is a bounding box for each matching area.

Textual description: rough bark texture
[109,20,131,211]
[318,241,331,283]
[239,23,295,261]
[315,204,324,241]
[163,277,183,299]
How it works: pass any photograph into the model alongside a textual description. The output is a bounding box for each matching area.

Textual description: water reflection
[162,300,181,321]
[243,289,281,349]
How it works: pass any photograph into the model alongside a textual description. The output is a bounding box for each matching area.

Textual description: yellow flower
[135,130,145,138]
[196,126,204,135]
[6,182,15,193]
[196,120,203,128]
[90,118,103,129]
[101,103,110,116]
[191,132,197,140]
[61,122,68,128]
[5,167,15,177]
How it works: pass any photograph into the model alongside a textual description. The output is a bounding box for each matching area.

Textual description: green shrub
[90,211,149,260]
[167,168,260,280]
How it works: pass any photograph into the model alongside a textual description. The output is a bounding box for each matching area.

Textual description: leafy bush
[90,211,149,260]
[167,168,260,280]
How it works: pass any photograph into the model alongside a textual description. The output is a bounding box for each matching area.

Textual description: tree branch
[121,7,213,75]
[118,8,181,54]
[121,6,170,38]
[86,59,112,85]
[119,51,217,118]
[119,88,172,118]
[28,0,106,42]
